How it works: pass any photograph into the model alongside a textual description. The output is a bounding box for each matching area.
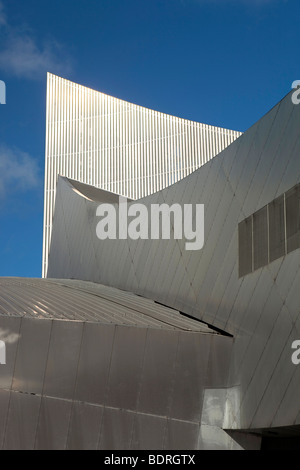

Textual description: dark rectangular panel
[74,323,115,405]
[269,194,285,262]
[238,216,253,277]
[170,332,211,422]
[137,329,179,416]
[106,326,147,411]
[165,419,200,450]
[130,414,167,450]
[286,184,300,253]
[0,390,10,449]
[66,402,103,450]
[205,335,233,388]
[35,396,72,450]
[3,392,41,450]
[0,317,21,390]
[98,408,134,450]
[43,320,83,400]
[12,318,52,395]
[253,206,268,270]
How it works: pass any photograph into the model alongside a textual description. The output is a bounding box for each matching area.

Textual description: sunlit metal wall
[47,89,300,433]
[42,73,242,277]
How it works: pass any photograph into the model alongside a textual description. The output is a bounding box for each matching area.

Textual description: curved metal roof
[0,277,215,333]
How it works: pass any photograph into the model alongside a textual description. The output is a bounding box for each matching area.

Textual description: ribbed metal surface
[0,277,214,333]
[238,182,300,275]
[42,73,242,277]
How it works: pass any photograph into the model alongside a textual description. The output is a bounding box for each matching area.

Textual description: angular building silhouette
[1,76,300,450]
[42,73,241,277]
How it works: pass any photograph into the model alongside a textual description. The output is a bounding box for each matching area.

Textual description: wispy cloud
[0,1,72,80]
[0,145,40,199]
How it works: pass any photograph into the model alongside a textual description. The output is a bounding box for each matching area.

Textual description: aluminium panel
[0,317,21,390]
[3,392,41,450]
[198,424,243,450]
[74,323,115,405]
[169,332,211,422]
[43,320,83,400]
[66,402,103,450]
[12,318,52,395]
[164,419,200,450]
[282,260,300,323]
[0,390,10,450]
[34,396,72,450]
[105,326,147,411]
[248,307,294,429]
[268,194,285,263]
[253,206,268,271]
[137,328,179,416]
[130,413,167,450]
[205,335,233,389]
[98,407,135,450]
[286,184,300,253]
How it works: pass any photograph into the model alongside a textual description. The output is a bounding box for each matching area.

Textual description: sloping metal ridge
[65,177,134,203]
[0,277,216,333]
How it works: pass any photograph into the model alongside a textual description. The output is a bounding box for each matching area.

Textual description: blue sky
[0,0,298,278]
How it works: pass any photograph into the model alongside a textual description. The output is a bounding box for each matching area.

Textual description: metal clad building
[46,88,300,449]
[4,76,300,449]
[43,73,241,277]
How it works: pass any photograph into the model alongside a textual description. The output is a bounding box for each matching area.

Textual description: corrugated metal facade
[43,73,242,276]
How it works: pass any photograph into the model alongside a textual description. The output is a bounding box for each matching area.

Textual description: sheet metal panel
[74,323,115,405]
[98,407,135,450]
[269,195,285,262]
[35,396,72,450]
[130,413,167,450]
[3,392,41,450]
[198,425,242,450]
[43,320,83,400]
[0,317,21,390]
[105,326,147,410]
[0,390,10,449]
[170,332,211,422]
[253,206,268,271]
[164,419,200,450]
[67,402,103,450]
[205,336,233,388]
[137,328,179,416]
[247,307,293,428]
[286,184,300,253]
[12,318,52,395]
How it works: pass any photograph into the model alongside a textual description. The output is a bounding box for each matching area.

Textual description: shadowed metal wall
[0,278,244,450]
[47,89,300,435]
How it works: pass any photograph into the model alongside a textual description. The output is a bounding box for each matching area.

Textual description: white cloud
[0,145,40,198]
[0,34,72,80]
[0,1,72,80]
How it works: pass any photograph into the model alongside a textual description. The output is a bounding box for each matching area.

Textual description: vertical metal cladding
[42,73,242,277]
